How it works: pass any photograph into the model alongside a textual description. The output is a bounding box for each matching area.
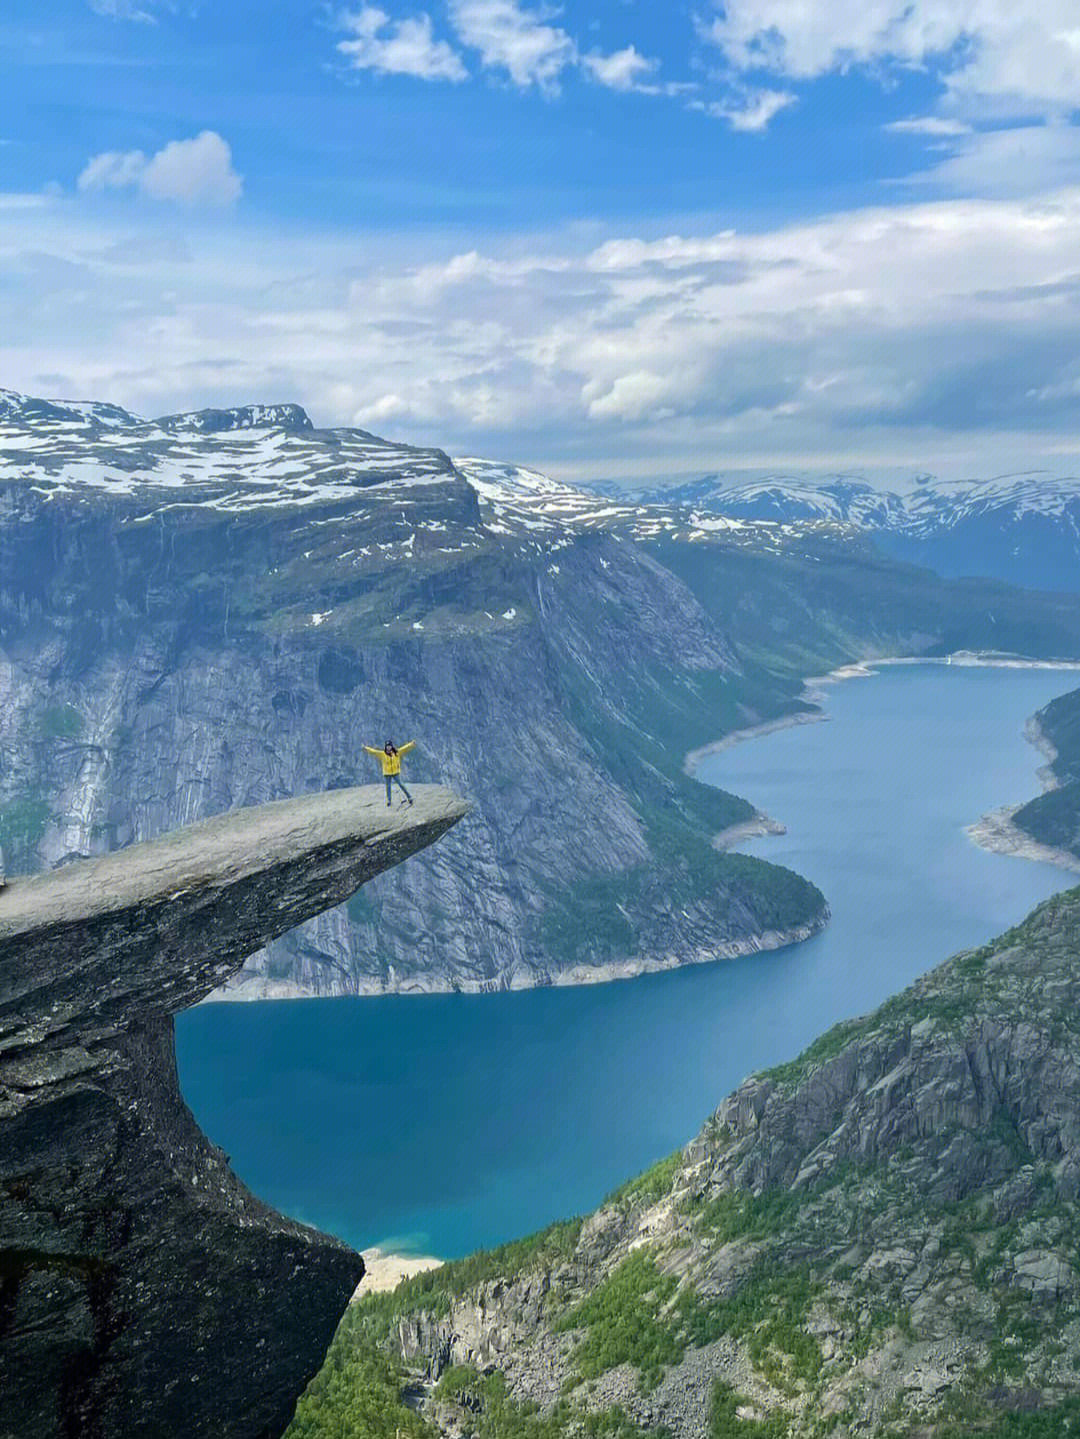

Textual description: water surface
[177,664,1075,1258]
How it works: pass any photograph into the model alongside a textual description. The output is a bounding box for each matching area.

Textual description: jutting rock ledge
[0,784,467,1439]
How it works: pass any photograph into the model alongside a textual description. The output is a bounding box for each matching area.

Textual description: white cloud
[79,149,148,192]
[338,7,468,81]
[704,0,1080,121]
[77,132,242,206]
[905,124,1080,197]
[9,184,1080,474]
[0,192,53,210]
[585,370,681,420]
[696,88,797,132]
[332,2,676,108]
[581,45,657,92]
[447,0,577,92]
[87,0,176,18]
[886,116,973,136]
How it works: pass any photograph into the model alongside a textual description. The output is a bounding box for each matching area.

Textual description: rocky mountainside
[300,886,1080,1439]
[6,389,1080,998]
[638,472,1080,595]
[0,783,464,1439]
[0,389,830,998]
[1013,687,1080,861]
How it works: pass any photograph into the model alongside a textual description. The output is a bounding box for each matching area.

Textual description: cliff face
[0,784,465,1439]
[7,391,1080,1000]
[0,393,828,998]
[327,888,1080,1439]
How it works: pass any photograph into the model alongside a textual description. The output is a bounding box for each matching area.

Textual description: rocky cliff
[313,887,1080,1439]
[0,390,828,997]
[7,390,1080,999]
[0,783,465,1439]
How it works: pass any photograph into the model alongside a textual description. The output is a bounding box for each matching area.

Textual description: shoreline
[965,806,1080,877]
[965,708,1080,876]
[689,645,1080,885]
[210,648,1078,1005]
[211,908,831,1003]
[684,650,1080,781]
[711,813,786,850]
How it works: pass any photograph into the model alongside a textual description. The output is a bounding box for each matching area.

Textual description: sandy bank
[711,813,787,850]
[965,706,1080,876]
[353,1248,444,1298]
[965,806,1080,877]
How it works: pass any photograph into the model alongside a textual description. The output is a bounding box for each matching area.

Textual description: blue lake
[176,663,1077,1259]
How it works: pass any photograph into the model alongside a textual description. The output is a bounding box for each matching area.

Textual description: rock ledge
[0,784,466,1439]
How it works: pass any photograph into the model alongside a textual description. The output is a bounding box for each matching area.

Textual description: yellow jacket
[364,741,415,776]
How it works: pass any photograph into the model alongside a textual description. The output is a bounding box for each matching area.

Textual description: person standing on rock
[364,739,416,807]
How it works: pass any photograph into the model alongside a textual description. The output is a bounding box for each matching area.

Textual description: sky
[3,1,1080,482]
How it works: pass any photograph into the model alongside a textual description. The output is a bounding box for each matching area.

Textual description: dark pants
[386,773,412,805]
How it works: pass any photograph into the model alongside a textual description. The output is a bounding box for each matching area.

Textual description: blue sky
[3,0,1080,480]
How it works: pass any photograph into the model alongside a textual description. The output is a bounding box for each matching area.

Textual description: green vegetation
[555,1246,822,1397]
[432,1367,669,1439]
[709,1382,788,1439]
[346,1218,584,1339]
[530,652,826,976]
[556,1251,683,1391]
[933,1395,1080,1437]
[40,703,84,740]
[692,1188,804,1245]
[607,1152,682,1208]
[286,1339,433,1439]
[287,1346,673,1439]
[764,1018,864,1088]
[680,1269,823,1394]
[0,790,50,866]
[1012,686,1080,859]
[1014,779,1080,857]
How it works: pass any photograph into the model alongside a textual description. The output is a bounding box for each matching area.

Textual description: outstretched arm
[398,740,417,755]
[362,745,381,756]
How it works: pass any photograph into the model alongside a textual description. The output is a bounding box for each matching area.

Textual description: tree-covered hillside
[288,889,1080,1438]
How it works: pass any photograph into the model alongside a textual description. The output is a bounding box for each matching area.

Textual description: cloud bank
[705,0,1080,123]
[5,180,1080,477]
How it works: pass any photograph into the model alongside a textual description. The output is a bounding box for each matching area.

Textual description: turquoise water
[176,663,1076,1259]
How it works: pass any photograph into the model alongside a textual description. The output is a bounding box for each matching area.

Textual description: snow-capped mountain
[5,387,1078,588]
[453,456,769,545]
[643,474,908,529]
[639,470,1080,592]
[0,389,464,513]
[4,385,1080,1002]
[0,389,798,561]
[0,386,829,998]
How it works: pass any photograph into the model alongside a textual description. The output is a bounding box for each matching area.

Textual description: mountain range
[5,389,1080,999]
[632,472,1080,594]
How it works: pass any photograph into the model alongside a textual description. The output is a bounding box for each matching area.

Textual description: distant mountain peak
[0,388,137,430]
[155,403,315,435]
